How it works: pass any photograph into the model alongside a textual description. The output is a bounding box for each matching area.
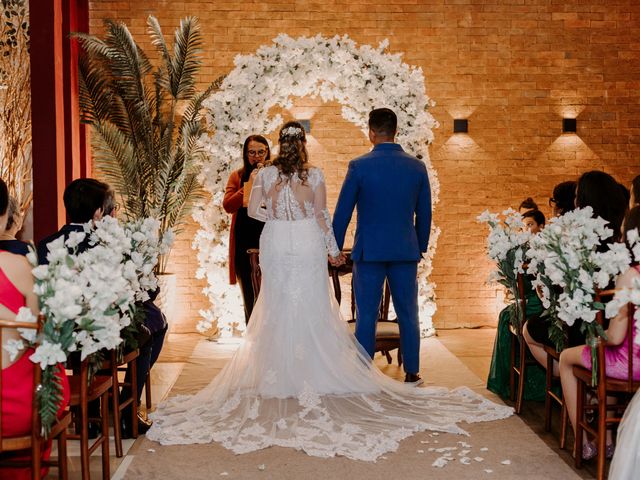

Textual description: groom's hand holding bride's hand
[329,252,347,267]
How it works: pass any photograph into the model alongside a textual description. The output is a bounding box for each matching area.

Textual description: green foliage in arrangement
[75,15,222,272]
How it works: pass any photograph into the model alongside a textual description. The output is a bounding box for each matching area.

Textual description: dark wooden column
[30,0,91,242]
[30,0,66,241]
[77,0,91,177]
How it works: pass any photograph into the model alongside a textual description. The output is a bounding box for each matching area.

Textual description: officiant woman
[223,135,271,324]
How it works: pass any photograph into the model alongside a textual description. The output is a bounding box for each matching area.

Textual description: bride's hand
[329,253,346,267]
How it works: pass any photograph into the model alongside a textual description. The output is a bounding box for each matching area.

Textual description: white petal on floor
[480,447,489,452]
[501,460,511,465]
[459,457,471,465]
[474,457,484,462]
[258,464,266,471]
[432,456,449,468]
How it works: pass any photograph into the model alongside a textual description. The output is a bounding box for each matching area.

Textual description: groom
[333,108,432,384]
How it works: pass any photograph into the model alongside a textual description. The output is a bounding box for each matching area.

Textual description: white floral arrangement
[605,229,640,345]
[32,217,138,435]
[526,207,631,384]
[194,34,440,337]
[477,209,532,326]
[123,217,175,302]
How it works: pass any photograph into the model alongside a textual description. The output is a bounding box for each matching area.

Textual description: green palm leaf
[76,15,222,271]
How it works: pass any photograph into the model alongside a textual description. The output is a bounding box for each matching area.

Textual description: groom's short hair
[369,108,397,137]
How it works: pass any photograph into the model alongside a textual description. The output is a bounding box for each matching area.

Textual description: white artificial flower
[3,338,25,362]
[26,249,38,267]
[66,230,87,249]
[30,340,67,369]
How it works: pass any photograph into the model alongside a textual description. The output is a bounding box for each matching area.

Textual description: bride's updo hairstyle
[273,121,309,183]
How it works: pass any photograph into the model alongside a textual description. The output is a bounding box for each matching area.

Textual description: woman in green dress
[487,209,546,401]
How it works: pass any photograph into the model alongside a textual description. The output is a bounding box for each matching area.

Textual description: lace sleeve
[312,169,340,257]
[247,169,268,222]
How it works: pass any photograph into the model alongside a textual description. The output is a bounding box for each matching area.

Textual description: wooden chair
[67,355,112,480]
[328,250,401,365]
[100,348,139,457]
[247,248,402,365]
[144,371,152,411]
[248,248,261,301]
[508,272,540,414]
[0,314,72,480]
[573,291,639,480]
[543,343,568,449]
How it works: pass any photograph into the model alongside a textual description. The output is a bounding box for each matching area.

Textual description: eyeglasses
[248,149,268,157]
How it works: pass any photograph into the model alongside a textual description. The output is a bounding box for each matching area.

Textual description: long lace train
[147,219,513,461]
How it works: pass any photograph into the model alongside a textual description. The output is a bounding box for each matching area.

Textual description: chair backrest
[515,272,527,331]
[328,249,391,321]
[0,314,42,451]
[625,303,637,391]
[247,249,261,303]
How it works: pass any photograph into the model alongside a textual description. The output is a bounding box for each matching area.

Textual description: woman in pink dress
[559,206,640,460]
[0,178,70,479]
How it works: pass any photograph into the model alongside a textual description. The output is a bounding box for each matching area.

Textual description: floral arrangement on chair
[526,207,631,384]
[2,216,170,435]
[477,209,532,328]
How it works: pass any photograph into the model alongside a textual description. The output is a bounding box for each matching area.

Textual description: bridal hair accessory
[280,126,304,139]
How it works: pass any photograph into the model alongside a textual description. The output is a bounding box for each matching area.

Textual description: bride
[147,122,513,461]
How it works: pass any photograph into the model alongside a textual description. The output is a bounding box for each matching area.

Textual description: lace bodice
[248,166,340,257]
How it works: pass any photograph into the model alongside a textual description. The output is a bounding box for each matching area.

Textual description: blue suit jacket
[332,143,432,262]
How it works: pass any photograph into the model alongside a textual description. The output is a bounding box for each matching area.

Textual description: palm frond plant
[75,15,222,272]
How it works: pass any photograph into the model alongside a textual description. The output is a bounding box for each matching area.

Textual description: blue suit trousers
[352,260,420,374]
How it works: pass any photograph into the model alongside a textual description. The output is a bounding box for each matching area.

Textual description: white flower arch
[193,34,440,337]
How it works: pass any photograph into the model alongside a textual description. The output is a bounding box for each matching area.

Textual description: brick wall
[89,0,640,331]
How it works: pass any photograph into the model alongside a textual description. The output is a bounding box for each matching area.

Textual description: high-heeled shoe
[606,443,615,459]
[582,441,597,461]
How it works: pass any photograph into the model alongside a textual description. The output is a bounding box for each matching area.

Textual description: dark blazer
[332,143,432,262]
[37,224,88,265]
[0,239,31,256]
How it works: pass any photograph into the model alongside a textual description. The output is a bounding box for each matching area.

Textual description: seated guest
[0,179,70,479]
[518,197,538,214]
[36,178,112,438]
[559,206,640,459]
[575,171,628,245]
[549,181,577,217]
[524,171,628,375]
[522,209,545,234]
[36,178,111,264]
[487,207,546,401]
[0,196,30,256]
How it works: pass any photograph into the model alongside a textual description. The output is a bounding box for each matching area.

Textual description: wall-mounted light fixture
[562,118,577,134]
[298,119,311,134]
[453,118,468,134]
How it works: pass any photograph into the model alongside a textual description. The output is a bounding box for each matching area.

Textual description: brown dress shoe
[404,373,424,385]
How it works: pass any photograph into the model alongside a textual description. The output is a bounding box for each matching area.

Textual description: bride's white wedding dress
[609,389,640,479]
[147,165,513,461]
